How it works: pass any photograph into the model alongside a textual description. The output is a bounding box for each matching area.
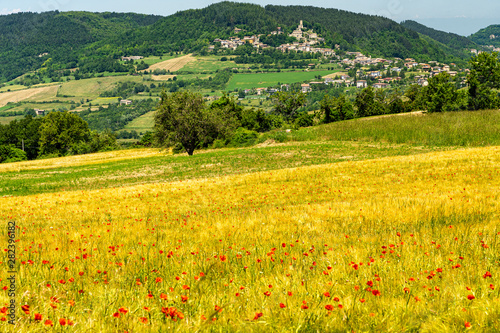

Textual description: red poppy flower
[59,318,67,326]
[325,304,334,311]
[112,312,120,318]
[34,313,42,321]
[465,321,472,329]
[372,290,381,296]
[44,320,53,326]
[279,303,286,308]
[118,307,128,314]
[253,312,263,320]
[467,295,475,300]
[139,317,148,324]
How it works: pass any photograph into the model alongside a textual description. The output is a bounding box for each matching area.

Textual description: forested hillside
[0,11,161,81]
[469,25,500,46]
[0,2,474,82]
[91,2,468,62]
[401,20,477,50]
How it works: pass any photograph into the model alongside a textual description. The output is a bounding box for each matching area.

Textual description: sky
[1,0,499,36]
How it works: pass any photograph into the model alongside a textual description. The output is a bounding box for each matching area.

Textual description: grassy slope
[123,111,156,132]
[0,141,437,197]
[4,109,500,197]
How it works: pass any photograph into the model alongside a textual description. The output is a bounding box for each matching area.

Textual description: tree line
[0,112,118,163]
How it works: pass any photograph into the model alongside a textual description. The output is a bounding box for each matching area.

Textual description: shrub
[0,145,27,163]
[229,127,258,147]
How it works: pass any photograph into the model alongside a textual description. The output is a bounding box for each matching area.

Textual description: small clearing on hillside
[146,54,195,72]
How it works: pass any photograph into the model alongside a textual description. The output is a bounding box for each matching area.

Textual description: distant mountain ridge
[0,2,475,82]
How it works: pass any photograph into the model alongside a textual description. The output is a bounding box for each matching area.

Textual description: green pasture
[57,76,143,98]
[123,111,156,132]
[177,56,247,73]
[226,70,337,90]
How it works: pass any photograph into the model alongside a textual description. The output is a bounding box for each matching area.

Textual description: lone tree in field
[154,91,236,155]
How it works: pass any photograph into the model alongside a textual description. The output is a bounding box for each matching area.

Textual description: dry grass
[0,86,59,107]
[322,71,348,79]
[150,75,177,81]
[146,54,195,72]
[0,148,165,173]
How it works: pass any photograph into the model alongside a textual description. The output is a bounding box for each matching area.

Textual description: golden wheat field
[146,55,195,73]
[0,146,499,332]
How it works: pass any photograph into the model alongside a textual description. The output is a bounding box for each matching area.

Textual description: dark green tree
[272,90,306,122]
[39,111,91,156]
[355,87,376,117]
[422,72,457,112]
[319,94,354,123]
[467,52,500,110]
[154,91,233,155]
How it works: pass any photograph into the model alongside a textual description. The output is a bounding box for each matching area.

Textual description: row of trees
[317,52,500,122]
[0,112,118,162]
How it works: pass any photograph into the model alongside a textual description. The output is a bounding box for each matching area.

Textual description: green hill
[0,11,161,81]
[92,2,467,62]
[401,20,477,50]
[0,2,475,83]
[469,24,500,47]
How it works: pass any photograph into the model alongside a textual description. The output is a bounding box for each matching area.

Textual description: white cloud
[0,8,22,15]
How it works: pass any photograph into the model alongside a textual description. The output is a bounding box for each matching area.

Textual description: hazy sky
[1,0,499,36]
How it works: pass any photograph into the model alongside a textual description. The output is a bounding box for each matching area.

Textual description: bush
[294,112,314,128]
[0,145,27,163]
[229,127,258,147]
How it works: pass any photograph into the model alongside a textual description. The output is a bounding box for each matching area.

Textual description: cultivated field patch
[0,85,59,107]
[146,54,195,72]
[226,70,336,90]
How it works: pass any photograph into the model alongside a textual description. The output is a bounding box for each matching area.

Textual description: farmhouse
[256,88,267,95]
[34,109,45,116]
[356,80,367,88]
[120,99,132,105]
[301,84,311,93]
[373,83,389,89]
[122,56,143,61]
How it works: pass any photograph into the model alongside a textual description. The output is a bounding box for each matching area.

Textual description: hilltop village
[210,21,467,95]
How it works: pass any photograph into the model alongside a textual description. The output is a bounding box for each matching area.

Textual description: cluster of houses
[276,43,335,56]
[212,21,337,56]
[212,35,269,50]
[121,56,144,61]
